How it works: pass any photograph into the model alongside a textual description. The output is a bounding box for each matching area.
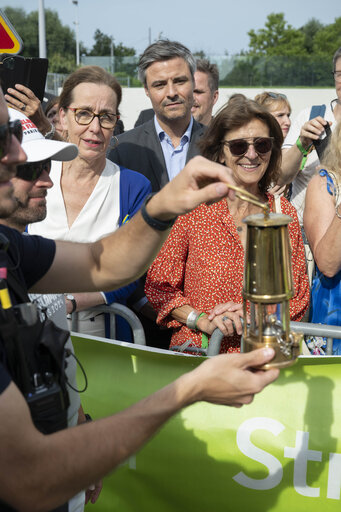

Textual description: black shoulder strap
[5,247,30,304]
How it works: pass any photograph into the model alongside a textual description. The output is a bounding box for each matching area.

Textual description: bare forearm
[278,146,304,185]
[2,377,195,511]
[171,305,196,324]
[313,216,341,277]
[33,209,170,294]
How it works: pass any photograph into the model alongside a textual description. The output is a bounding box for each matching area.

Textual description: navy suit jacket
[108,118,206,192]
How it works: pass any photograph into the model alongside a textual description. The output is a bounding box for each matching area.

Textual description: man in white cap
[2,108,101,509]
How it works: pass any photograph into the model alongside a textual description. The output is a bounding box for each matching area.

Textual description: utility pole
[72,0,80,66]
[38,0,46,58]
[148,27,151,45]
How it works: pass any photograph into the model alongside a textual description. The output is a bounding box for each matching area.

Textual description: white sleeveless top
[28,158,120,242]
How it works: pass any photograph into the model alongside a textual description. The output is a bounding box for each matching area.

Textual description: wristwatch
[65,294,77,313]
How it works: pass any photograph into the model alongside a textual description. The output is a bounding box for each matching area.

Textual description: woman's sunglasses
[0,120,23,159]
[266,92,287,100]
[16,158,51,182]
[223,137,274,157]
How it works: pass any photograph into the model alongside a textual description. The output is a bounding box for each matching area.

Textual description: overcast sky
[3,0,341,56]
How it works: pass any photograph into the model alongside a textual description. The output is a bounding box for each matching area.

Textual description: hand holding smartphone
[0,54,48,103]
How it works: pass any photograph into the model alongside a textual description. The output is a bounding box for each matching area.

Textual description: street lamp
[72,0,80,66]
[38,0,47,58]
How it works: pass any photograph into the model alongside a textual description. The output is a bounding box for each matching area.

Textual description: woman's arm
[278,116,329,186]
[304,173,341,277]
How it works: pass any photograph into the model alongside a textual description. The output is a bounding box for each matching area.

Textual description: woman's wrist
[185,310,207,331]
[297,135,312,152]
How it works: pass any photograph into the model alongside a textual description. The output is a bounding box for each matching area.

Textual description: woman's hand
[5,84,52,135]
[268,183,286,197]
[299,116,330,149]
[196,308,243,337]
[208,301,243,319]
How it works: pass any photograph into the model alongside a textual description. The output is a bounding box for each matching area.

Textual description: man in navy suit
[109,40,205,192]
[109,40,206,347]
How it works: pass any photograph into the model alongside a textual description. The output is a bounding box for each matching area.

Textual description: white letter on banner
[233,417,284,490]
[327,453,341,500]
[284,431,322,497]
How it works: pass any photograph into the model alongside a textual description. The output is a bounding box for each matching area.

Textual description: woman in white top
[29,66,151,337]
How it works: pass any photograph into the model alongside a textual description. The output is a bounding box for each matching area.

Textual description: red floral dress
[145,195,309,353]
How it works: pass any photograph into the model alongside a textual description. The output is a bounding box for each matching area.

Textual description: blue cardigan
[103,167,151,339]
[102,166,152,305]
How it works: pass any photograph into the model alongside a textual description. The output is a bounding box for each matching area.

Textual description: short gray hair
[333,46,341,70]
[138,40,196,86]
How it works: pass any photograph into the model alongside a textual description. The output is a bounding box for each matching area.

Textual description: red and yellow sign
[0,10,23,54]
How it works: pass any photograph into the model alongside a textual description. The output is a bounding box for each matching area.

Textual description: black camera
[2,301,70,435]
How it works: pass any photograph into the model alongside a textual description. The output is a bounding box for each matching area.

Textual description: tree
[301,18,324,54]
[88,30,136,57]
[3,6,77,72]
[89,29,112,56]
[312,17,341,58]
[223,12,336,86]
[248,13,307,57]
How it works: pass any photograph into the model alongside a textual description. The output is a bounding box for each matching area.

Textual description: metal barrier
[70,303,146,346]
[170,321,341,356]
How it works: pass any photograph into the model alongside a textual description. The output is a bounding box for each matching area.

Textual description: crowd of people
[0,38,341,510]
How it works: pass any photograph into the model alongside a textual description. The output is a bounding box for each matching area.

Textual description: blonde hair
[254,91,291,114]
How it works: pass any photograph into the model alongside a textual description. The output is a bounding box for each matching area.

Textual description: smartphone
[0,54,49,103]
[314,123,332,160]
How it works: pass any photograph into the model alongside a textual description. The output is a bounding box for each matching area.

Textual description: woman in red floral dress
[145,95,309,353]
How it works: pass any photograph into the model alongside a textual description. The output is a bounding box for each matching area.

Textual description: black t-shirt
[0,361,10,394]
[0,225,56,378]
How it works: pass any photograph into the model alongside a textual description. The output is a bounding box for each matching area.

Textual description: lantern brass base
[242,332,303,369]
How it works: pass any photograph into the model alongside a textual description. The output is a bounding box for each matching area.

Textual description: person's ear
[212,90,219,106]
[59,107,68,131]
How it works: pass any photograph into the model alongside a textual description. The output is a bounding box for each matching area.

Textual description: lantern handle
[226,183,270,218]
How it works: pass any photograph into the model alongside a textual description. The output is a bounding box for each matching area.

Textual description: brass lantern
[242,212,302,368]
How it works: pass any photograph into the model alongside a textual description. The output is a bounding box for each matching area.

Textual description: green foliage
[313,17,341,58]
[48,53,77,74]
[223,13,340,86]
[193,50,206,59]
[114,42,136,57]
[88,30,136,57]
[89,29,112,56]
[3,6,76,72]
[248,13,307,57]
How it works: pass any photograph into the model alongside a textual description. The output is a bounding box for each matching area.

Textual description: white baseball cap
[8,107,78,163]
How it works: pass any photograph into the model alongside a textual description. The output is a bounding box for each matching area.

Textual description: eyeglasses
[223,137,274,156]
[0,120,23,159]
[66,108,119,129]
[265,92,287,100]
[333,71,341,83]
[16,158,51,182]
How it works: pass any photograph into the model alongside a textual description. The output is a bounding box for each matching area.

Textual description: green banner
[72,335,341,512]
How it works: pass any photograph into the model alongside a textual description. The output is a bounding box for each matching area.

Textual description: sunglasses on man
[0,120,23,159]
[16,158,51,182]
[223,137,274,157]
